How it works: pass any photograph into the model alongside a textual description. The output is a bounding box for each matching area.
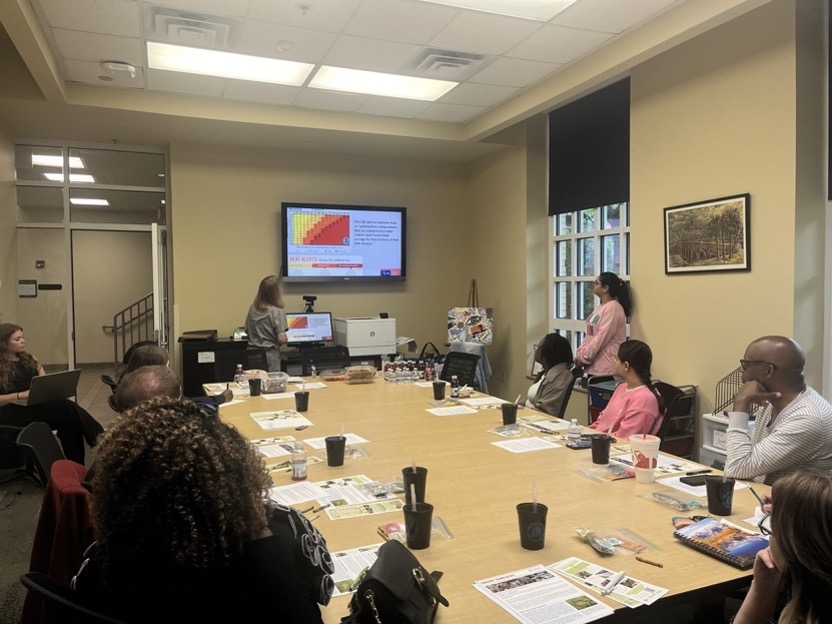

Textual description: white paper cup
[628,434,661,484]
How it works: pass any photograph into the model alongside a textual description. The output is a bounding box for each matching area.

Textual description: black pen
[746,484,765,508]
[685,470,710,475]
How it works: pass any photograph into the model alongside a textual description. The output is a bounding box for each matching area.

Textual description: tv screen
[281,202,406,282]
[285,312,334,345]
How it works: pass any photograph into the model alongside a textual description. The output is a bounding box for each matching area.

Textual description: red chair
[21,460,94,623]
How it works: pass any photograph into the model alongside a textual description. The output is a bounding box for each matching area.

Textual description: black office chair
[16,422,66,488]
[555,365,585,419]
[654,381,696,458]
[213,348,268,382]
[299,345,351,376]
[20,572,120,623]
[439,352,481,389]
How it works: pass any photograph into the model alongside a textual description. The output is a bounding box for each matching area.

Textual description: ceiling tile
[506,23,612,64]
[551,0,681,34]
[440,82,518,107]
[64,58,145,88]
[429,11,541,56]
[247,0,360,32]
[293,87,368,113]
[52,29,144,65]
[343,0,456,44]
[235,19,336,61]
[323,36,422,74]
[469,56,559,88]
[38,0,141,37]
[146,68,224,96]
[222,79,300,105]
[143,0,251,18]
[417,102,484,123]
[356,95,432,119]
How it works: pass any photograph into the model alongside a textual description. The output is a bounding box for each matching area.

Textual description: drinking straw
[410,485,417,510]
[532,480,537,513]
[643,415,648,440]
[340,423,344,438]
[513,394,522,406]
[412,457,416,474]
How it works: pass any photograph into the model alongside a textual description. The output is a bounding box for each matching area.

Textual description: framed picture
[664,193,751,274]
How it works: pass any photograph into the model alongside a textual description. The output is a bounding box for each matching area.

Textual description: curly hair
[0,323,39,393]
[91,398,272,574]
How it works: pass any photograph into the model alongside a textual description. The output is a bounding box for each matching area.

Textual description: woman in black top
[73,397,333,623]
[0,324,103,464]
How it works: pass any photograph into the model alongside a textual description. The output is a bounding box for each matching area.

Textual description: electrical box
[333,317,396,357]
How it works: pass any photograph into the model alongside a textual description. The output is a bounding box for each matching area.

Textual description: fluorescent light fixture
[32,155,84,169]
[43,173,95,183]
[147,42,314,86]
[418,0,577,21]
[70,198,109,206]
[309,66,457,101]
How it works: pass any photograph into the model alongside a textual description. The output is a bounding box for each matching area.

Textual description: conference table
[217,376,761,624]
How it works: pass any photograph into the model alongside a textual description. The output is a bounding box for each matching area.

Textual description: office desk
[219,379,759,624]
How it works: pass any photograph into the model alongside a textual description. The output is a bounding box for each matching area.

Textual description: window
[549,203,630,349]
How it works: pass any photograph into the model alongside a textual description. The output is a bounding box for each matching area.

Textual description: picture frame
[664,193,751,274]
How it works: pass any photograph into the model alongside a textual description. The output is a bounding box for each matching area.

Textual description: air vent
[148,9,236,48]
[407,48,488,81]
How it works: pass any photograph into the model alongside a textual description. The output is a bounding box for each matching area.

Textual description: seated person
[734,469,830,624]
[112,363,231,412]
[524,333,575,417]
[588,340,665,439]
[72,397,333,623]
[725,335,831,485]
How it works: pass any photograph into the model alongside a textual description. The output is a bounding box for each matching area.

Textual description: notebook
[26,369,81,406]
[673,517,769,569]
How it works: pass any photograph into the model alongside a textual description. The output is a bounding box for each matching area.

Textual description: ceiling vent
[406,48,488,81]
[148,9,236,48]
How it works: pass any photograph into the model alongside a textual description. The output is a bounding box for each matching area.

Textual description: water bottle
[233,364,245,385]
[568,418,581,442]
[291,444,308,481]
[450,375,460,398]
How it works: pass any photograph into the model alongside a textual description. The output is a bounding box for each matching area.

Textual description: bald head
[744,336,806,389]
[114,365,182,411]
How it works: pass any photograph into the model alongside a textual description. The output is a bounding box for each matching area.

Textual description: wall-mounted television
[284,312,334,346]
[281,202,406,282]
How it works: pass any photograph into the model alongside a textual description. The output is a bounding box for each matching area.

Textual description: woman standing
[525,333,576,417]
[245,276,288,373]
[588,340,664,439]
[734,469,830,624]
[574,272,631,377]
[0,323,103,464]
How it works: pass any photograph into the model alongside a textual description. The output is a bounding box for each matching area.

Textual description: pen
[312,505,329,513]
[310,515,320,522]
[685,470,710,475]
[746,484,765,508]
[635,556,664,568]
[602,571,625,596]
[299,506,314,514]
[376,528,390,542]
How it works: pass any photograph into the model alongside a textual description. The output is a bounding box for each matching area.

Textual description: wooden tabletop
[218,378,760,624]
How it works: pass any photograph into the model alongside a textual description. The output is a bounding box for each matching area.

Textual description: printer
[333,317,396,357]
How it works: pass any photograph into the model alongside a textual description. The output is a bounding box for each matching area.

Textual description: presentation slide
[286,313,334,343]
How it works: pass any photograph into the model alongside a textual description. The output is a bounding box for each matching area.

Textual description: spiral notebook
[673,517,769,569]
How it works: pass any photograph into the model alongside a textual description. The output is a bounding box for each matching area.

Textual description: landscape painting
[664,194,750,274]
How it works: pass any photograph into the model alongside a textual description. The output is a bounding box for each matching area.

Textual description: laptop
[26,369,82,406]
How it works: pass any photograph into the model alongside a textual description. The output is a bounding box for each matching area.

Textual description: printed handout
[268,481,328,506]
[550,557,668,609]
[330,544,383,597]
[610,453,705,477]
[251,435,296,458]
[457,395,509,408]
[491,437,561,454]
[523,418,572,432]
[303,433,369,450]
[314,475,398,507]
[425,405,479,417]
[295,381,328,390]
[474,564,614,624]
[250,409,313,430]
[261,391,296,400]
[326,499,404,520]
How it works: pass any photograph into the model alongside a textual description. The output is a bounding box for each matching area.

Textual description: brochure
[250,435,296,458]
[250,409,313,430]
[490,437,561,454]
[331,544,383,598]
[549,557,668,609]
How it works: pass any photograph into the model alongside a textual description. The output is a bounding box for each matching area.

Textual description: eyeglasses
[758,514,772,536]
[739,359,777,371]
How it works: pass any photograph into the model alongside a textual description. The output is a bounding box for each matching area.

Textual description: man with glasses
[724,336,831,485]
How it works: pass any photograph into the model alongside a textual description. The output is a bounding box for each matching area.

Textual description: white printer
[333,317,396,357]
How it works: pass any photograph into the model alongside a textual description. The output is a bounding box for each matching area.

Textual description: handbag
[341,540,449,624]
[447,280,493,346]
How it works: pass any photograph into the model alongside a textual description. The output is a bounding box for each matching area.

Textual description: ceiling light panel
[43,173,96,183]
[309,66,457,101]
[146,42,314,86]
[418,0,577,22]
[70,198,109,206]
[32,155,84,169]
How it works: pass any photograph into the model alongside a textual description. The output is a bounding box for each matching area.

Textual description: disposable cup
[403,502,434,550]
[628,434,661,484]
[325,436,347,467]
[590,434,611,465]
[516,502,548,550]
[432,381,446,401]
[705,476,735,516]
[501,403,517,426]
[295,391,309,412]
[248,378,261,396]
[402,466,428,505]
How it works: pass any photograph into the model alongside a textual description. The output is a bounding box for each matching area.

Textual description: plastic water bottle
[450,375,460,398]
[233,364,245,385]
[568,418,581,442]
[291,444,308,481]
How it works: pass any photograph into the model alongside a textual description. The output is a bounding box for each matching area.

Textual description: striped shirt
[724,387,832,485]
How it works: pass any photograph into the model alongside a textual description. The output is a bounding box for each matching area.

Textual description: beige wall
[72,230,153,364]
[0,129,16,327]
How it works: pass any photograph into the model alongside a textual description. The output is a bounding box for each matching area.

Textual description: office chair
[16,422,66,489]
[213,348,268,382]
[20,572,119,623]
[654,381,697,458]
[99,374,118,394]
[299,345,351,376]
[439,352,481,389]
[555,365,585,419]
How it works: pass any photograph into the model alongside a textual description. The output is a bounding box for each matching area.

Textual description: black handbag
[341,540,449,624]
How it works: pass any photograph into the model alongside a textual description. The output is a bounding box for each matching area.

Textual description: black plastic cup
[432,381,446,401]
[248,378,262,396]
[517,502,548,550]
[403,502,434,550]
[295,391,309,412]
[402,466,428,505]
[325,436,347,467]
[705,476,735,516]
[590,434,611,465]
[501,403,518,426]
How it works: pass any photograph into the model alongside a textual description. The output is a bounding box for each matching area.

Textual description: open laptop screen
[285,312,334,346]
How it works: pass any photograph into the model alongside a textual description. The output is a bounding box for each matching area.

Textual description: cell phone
[679,474,711,486]
[566,440,592,450]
